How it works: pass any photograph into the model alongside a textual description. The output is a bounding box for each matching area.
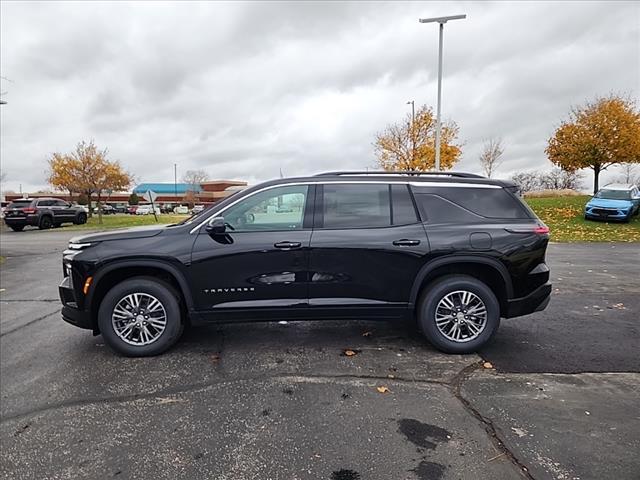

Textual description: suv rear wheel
[418,275,500,354]
[38,215,53,230]
[98,277,184,356]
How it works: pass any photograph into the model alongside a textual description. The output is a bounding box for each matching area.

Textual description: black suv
[4,197,88,231]
[59,172,551,356]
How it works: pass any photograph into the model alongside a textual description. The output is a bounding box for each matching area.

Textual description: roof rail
[314,170,485,179]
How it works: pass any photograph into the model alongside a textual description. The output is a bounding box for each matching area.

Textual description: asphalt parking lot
[1,228,638,480]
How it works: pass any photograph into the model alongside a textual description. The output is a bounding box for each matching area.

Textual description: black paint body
[59,174,551,332]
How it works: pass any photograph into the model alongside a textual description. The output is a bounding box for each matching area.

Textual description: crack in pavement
[0,310,60,337]
[1,372,452,423]
[0,356,536,479]
[452,362,536,480]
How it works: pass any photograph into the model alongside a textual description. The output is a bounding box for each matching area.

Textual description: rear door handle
[393,239,421,246]
[274,241,302,249]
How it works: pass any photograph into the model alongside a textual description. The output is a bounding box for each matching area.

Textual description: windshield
[595,189,631,200]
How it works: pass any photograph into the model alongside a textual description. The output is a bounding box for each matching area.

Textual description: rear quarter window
[414,194,483,223]
[429,187,531,219]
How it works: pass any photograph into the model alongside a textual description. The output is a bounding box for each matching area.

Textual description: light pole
[406,100,415,163]
[419,14,466,171]
[174,163,177,202]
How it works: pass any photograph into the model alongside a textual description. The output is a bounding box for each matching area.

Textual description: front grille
[592,208,618,216]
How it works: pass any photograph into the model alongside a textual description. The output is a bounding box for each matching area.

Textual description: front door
[308,183,429,319]
[190,184,313,321]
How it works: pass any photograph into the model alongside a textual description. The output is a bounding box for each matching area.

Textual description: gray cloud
[1,1,638,193]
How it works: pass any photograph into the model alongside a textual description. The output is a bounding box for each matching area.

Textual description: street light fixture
[419,14,466,171]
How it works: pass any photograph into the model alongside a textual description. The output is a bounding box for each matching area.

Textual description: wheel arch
[410,256,513,316]
[87,260,194,331]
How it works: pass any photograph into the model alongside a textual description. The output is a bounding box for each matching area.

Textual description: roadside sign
[142,190,158,203]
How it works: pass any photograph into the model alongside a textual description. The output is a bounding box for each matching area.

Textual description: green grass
[62,214,188,231]
[525,195,640,242]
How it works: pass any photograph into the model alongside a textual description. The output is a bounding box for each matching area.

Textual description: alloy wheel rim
[111,293,167,346]
[435,290,487,343]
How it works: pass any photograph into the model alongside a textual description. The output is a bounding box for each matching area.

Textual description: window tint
[433,187,530,219]
[224,185,308,231]
[8,200,32,208]
[415,194,483,224]
[37,199,53,207]
[391,185,418,225]
[322,184,390,228]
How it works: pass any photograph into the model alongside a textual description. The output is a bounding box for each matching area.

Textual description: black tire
[9,225,25,232]
[75,212,87,225]
[417,275,500,354]
[98,277,184,357]
[38,215,53,230]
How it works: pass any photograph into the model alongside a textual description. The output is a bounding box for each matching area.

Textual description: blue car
[585,184,640,222]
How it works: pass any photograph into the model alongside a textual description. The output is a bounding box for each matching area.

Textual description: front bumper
[505,282,551,318]
[585,206,631,220]
[59,276,94,330]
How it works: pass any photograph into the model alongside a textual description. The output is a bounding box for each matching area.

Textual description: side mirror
[205,217,226,235]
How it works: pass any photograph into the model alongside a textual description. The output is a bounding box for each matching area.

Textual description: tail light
[22,207,37,214]
[506,225,550,235]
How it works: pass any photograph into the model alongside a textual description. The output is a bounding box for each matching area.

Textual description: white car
[173,205,189,214]
[136,205,160,215]
[192,205,205,214]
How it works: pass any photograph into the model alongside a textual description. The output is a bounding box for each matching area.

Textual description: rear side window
[433,187,530,219]
[37,199,53,207]
[415,194,483,224]
[322,184,390,228]
[54,199,68,207]
[391,184,418,225]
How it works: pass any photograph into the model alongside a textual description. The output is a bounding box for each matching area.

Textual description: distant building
[5,179,248,206]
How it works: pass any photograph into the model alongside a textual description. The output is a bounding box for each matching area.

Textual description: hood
[70,225,167,244]
[587,198,632,208]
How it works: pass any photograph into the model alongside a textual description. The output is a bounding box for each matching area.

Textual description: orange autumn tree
[546,96,640,194]
[47,140,132,223]
[374,105,462,171]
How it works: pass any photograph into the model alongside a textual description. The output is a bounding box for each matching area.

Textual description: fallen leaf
[376,386,390,394]
[210,354,221,363]
[362,331,372,337]
[344,349,358,357]
[387,374,395,379]
[483,362,493,369]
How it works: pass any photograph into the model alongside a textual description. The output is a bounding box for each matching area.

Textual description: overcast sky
[1,1,638,193]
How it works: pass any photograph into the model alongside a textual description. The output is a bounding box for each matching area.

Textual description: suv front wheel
[98,277,184,356]
[418,275,500,354]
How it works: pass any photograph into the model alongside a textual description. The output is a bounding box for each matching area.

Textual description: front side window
[223,185,308,232]
[322,184,391,228]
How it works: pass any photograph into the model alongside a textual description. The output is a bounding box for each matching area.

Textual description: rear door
[53,199,75,222]
[308,183,429,318]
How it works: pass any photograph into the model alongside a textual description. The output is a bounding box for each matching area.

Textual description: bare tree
[479,137,504,178]
[540,167,583,190]
[182,169,209,190]
[510,171,543,193]
[616,163,640,185]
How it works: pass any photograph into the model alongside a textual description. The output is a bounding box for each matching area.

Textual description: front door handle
[393,239,421,246]
[274,241,302,249]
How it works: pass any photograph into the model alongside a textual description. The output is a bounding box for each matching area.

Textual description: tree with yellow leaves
[47,140,132,223]
[374,104,462,171]
[546,96,640,194]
